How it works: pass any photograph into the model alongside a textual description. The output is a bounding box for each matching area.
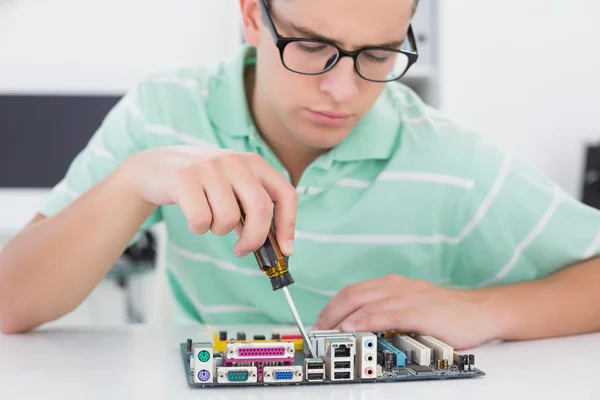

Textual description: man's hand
[313,274,500,350]
[122,146,298,257]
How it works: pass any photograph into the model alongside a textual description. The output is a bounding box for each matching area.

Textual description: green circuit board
[180,329,485,388]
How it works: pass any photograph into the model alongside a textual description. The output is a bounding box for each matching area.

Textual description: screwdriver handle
[238,202,294,291]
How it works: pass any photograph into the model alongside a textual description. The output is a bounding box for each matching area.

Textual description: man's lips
[306,109,352,125]
[310,110,350,118]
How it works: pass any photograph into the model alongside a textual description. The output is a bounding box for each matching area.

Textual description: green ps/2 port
[228,370,250,382]
[198,350,211,362]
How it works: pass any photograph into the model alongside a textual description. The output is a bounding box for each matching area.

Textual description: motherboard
[180,328,484,388]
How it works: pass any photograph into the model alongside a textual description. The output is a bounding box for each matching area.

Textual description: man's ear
[239,0,261,46]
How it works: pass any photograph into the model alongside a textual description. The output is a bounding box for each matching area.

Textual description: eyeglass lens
[281,41,410,81]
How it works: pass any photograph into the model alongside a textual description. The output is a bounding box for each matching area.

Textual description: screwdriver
[238,203,317,359]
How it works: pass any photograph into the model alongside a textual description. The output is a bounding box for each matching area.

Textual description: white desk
[1,325,598,400]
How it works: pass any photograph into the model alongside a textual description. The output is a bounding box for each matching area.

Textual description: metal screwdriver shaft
[238,203,316,358]
[282,286,317,358]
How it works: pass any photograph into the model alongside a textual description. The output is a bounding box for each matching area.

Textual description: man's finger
[334,297,399,330]
[232,184,273,256]
[338,307,423,334]
[249,154,298,256]
[175,169,213,235]
[314,279,388,330]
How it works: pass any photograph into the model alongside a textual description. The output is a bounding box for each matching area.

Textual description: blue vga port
[263,366,303,383]
[274,370,294,380]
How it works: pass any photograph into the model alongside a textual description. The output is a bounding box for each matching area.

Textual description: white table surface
[1,325,599,400]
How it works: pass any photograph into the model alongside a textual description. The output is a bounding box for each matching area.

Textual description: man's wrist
[476,286,518,340]
[109,160,158,218]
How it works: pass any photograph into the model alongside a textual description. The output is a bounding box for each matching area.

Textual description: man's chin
[294,130,353,150]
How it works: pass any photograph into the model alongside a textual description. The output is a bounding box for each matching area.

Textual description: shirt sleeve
[449,137,600,288]
[38,80,163,241]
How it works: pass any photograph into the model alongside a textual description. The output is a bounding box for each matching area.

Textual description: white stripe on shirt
[585,229,600,259]
[148,76,198,89]
[166,264,264,315]
[456,156,512,240]
[88,144,117,162]
[55,181,80,200]
[477,186,562,287]
[297,156,511,245]
[126,102,216,148]
[378,171,475,188]
[169,243,263,277]
[145,124,217,147]
[169,242,337,297]
[295,230,456,245]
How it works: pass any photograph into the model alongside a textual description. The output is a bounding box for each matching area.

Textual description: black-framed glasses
[258,0,419,82]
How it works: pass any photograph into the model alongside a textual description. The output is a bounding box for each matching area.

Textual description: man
[0,0,599,349]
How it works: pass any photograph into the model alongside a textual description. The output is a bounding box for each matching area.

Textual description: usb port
[307,373,324,381]
[334,372,351,380]
[306,361,323,369]
[334,361,350,369]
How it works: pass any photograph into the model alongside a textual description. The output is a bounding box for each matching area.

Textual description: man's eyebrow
[288,23,405,49]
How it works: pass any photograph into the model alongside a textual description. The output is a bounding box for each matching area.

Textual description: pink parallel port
[238,347,286,357]
[226,357,294,364]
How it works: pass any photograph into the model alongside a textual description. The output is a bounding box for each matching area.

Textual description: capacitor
[219,331,227,341]
[186,338,193,353]
[436,360,442,370]
[236,332,246,340]
[430,350,435,365]
[405,349,413,365]
[271,333,281,340]
[443,359,448,370]
[383,350,393,371]
[253,335,266,340]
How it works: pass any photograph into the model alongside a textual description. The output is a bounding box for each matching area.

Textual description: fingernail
[234,248,248,258]
[284,240,294,255]
[341,322,355,331]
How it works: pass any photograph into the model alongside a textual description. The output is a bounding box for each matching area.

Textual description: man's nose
[318,57,360,104]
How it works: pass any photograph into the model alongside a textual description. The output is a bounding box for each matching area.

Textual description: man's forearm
[0,168,156,334]
[477,257,600,341]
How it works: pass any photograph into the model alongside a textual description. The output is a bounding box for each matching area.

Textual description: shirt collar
[208,44,402,164]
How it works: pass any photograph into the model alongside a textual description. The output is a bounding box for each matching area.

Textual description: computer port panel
[181,329,485,388]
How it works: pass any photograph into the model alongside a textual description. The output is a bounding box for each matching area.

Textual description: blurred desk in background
[0,209,156,326]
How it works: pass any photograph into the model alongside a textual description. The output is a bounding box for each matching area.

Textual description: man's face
[245,0,415,150]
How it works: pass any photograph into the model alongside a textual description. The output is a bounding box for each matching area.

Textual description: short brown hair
[265,0,419,14]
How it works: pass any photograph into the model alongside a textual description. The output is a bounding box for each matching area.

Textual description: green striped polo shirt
[40,45,600,326]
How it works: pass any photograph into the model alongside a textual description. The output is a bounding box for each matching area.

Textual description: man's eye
[298,43,326,53]
[362,51,390,63]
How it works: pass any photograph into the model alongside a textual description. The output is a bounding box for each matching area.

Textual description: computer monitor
[0,94,121,234]
[0,94,121,188]
[582,143,600,210]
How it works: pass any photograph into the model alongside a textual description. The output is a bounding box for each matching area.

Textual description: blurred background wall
[0,0,599,326]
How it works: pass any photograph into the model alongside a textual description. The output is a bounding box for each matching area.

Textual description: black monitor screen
[583,144,600,210]
[0,94,121,188]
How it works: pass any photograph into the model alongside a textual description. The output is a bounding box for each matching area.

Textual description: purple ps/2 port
[197,370,211,382]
